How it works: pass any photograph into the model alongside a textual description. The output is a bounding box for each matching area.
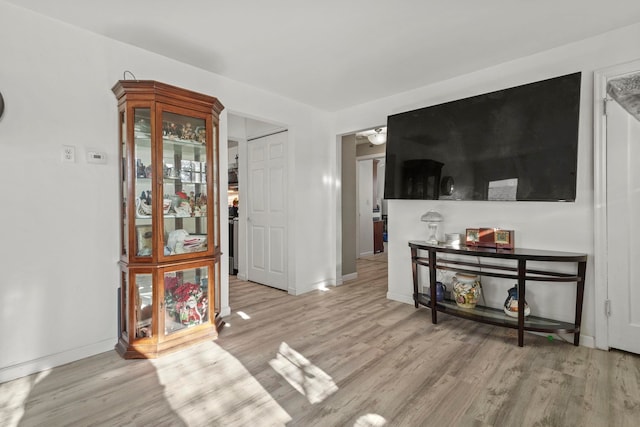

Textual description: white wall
[0,1,334,382]
[334,22,640,346]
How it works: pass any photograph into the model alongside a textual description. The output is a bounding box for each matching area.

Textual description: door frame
[356,158,374,258]
[593,58,640,350]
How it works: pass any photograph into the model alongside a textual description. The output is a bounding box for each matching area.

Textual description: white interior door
[357,159,373,257]
[247,131,287,291]
[606,80,640,354]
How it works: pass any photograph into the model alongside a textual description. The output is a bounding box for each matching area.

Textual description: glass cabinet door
[133,108,153,258]
[120,110,129,259]
[163,265,210,335]
[134,272,154,339]
[160,111,210,258]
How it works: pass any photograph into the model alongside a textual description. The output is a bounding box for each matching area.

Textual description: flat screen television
[383,72,582,201]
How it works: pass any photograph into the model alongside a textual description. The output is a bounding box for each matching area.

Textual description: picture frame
[494,229,515,249]
[465,228,479,246]
[465,227,515,249]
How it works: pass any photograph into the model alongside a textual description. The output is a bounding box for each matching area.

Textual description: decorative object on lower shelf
[503,285,531,317]
[435,281,447,302]
[164,275,207,327]
[451,273,481,308]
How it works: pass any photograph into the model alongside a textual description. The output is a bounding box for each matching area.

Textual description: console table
[409,240,587,347]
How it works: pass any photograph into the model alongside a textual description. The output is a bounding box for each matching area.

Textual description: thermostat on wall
[87,151,107,164]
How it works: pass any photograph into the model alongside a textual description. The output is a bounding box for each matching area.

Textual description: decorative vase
[452,273,481,308]
[435,281,447,302]
[503,285,531,317]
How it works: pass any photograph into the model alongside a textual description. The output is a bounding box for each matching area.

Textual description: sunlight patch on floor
[237,311,251,320]
[269,342,338,404]
[354,413,387,426]
[153,341,291,425]
[0,370,50,427]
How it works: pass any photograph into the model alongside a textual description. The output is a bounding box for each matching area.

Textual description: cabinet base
[116,325,218,359]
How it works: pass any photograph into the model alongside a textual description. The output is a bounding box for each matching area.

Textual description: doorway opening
[339,127,388,284]
[594,60,640,355]
[227,114,288,292]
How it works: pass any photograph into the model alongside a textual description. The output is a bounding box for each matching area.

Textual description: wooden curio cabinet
[112,80,224,358]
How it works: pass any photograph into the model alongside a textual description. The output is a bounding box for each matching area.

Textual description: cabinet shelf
[415,293,578,333]
[135,133,208,149]
[409,240,587,347]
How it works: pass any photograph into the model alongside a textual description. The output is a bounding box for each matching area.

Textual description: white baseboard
[341,272,358,283]
[219,305,231,317]
[579,334,595,348]
[289,278,335,295]
[0,338,115,383]
[387,291,414,305]
[527,331,595,348]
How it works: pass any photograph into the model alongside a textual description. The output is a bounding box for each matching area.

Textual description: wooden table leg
[517,259,526,347]
[574,260,586,346]
[411,247,419,308]
[429,249,438,324]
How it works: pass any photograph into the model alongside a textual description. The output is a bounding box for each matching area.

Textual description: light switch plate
[87,151,107,164]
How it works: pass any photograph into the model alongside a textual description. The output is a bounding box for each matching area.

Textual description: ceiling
[7,0,640,111]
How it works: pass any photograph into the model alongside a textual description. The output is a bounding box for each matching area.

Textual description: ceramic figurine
[503,285,531,317]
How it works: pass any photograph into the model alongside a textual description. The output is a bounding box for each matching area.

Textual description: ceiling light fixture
[368,128,386,145]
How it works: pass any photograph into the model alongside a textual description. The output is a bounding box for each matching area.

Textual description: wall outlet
[62,145,75,163]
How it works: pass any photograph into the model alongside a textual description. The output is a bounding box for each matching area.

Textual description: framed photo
[466,227,515,249]
[465,228,479,246]
[495,229,515,249]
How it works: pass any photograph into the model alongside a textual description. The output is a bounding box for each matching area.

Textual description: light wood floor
[2,254,639,426]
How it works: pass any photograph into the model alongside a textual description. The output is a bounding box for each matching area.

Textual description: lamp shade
[421,210,443,244]
[420,210,443,222]
[368,128,386,145]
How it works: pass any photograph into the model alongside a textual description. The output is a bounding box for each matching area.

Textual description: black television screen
[384,72,582,201]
